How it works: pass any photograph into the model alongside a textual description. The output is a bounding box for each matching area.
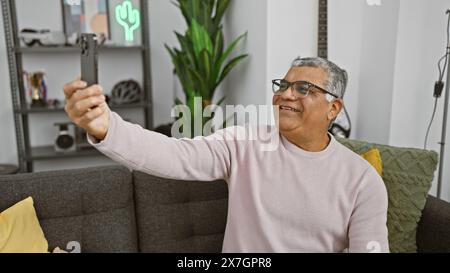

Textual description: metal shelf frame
[1,0,154,172]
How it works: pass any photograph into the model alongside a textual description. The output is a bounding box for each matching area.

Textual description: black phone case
[80,33,98,87]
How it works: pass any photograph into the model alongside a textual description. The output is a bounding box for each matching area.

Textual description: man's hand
[64,78,110,141]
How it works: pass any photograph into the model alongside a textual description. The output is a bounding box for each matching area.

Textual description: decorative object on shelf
[62,0,83,38]
[46,99,61,109]
[54,123,76,153]
[66,31,107,46]
[111,79,142,105]
[115,0,140,42]
[74,126,91,151]
[62,0,110,40]
[165,0,248,138]
[23,71,48,108]
[154,123,173,138]
[19,29,66,47]
[109,0,141,45]
[0,164,19,175]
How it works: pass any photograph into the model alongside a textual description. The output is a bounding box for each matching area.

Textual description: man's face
[272,66,333,135]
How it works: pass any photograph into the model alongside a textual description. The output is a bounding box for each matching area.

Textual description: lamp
[436,10,450,199]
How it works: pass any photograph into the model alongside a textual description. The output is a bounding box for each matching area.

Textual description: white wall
[223,0,321,127]
[266,0,318,106]
[223,0,268,108]
[149,0,185,127]
[328,0,450,201]
[389,0,450,200]
[355,0,400,143]
[329,0,364,139]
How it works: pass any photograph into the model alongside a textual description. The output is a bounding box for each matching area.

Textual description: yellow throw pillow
[0,197,48,253]
[361,148,383,176]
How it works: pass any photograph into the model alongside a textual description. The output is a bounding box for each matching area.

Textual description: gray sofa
[0,165,449,253]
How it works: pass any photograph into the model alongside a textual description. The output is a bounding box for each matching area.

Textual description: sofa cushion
[0,166,138,253]
[0,197,48,253]
[133,172,228,253]
[417,195,450,252]
[337,138,439,253]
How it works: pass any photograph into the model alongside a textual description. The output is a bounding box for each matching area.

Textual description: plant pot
[154,123,173,137]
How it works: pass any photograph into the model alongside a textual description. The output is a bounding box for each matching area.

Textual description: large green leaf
[175,31,197,67]
[188,0,200,24]
[213,32,247,82]
[216,54,249,88]
[212,28,224,63]
[198,49,212,92]
[217,32,247,69]
[165,44,188,89]
[213,0,230,27]
[189,19,213,57]
[188,67,207,98]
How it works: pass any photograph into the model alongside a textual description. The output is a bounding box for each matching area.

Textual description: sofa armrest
[417,195,450,252]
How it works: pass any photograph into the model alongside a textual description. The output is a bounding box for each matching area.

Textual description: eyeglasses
[272,79,338,99]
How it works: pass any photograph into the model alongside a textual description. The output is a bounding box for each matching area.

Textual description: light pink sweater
[88,111,389,253]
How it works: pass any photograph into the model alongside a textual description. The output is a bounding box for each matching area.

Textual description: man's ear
[328,99,343,120]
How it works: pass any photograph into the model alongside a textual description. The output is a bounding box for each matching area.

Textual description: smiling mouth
[279,105,301,112]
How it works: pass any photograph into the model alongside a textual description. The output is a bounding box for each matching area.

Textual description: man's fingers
[79,106,105,125]
[72,95,106,117]
[71,85,103,102]
[65,84,103,111]
[63,78,87,99]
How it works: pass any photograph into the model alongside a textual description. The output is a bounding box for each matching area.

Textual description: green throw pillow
[337,138,438,253]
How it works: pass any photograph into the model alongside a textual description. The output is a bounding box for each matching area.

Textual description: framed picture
[62,0,110,41]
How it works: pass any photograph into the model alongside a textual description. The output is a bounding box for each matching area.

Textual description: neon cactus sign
[115,0,141,42]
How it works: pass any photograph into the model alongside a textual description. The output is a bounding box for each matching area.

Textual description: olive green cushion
[337,138,439,253]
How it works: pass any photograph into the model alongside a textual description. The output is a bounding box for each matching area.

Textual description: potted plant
[163,0,248,138]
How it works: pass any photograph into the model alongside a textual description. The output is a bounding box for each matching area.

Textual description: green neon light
[115,0,141,42]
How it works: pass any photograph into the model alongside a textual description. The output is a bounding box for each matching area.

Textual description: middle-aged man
[63,57,389,253]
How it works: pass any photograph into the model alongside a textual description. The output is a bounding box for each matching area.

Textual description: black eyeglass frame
[272,79,339,99]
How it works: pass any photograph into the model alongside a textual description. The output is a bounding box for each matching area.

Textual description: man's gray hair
[291,57,348,102]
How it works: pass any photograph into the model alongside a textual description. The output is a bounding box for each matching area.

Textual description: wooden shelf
[15,102,149,114]
[26,145,103,160]
[16,45,146,53]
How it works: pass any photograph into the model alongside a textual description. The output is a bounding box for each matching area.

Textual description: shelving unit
[16,45,147,53]
[1,0,154,172]
[14,102,149,114]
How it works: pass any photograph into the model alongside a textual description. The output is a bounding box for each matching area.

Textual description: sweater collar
[280,132,337,159]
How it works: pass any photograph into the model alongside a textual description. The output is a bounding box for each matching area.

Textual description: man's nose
[279,86,297,100]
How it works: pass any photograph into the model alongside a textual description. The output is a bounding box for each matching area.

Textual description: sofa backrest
[132,171,228,253]
[0,166,138,253]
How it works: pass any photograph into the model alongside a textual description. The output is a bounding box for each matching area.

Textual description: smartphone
[80,33,98,87]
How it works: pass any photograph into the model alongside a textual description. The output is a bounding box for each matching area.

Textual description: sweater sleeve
[88,110,243,181]
[348,166,390,253]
